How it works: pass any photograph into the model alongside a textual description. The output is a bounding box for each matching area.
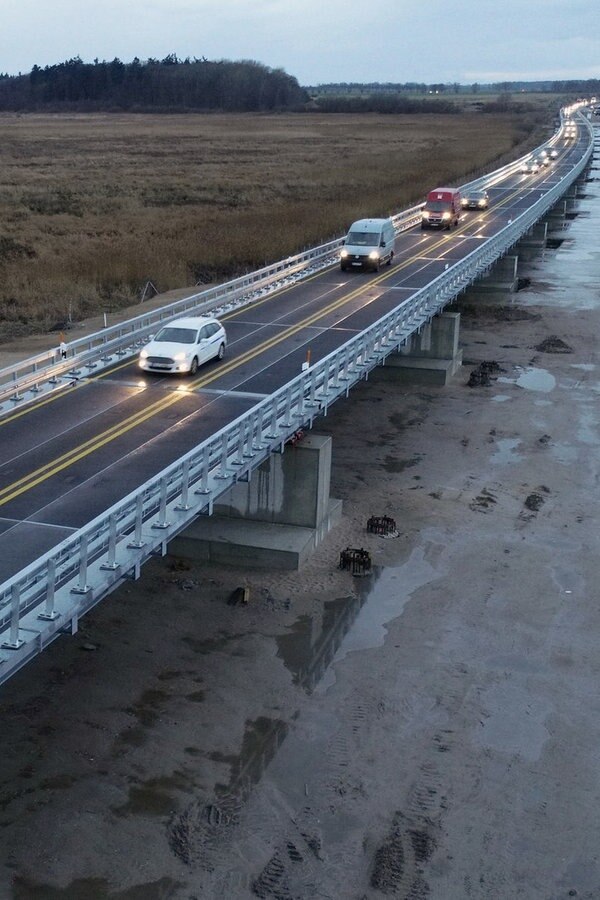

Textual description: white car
[139,316,227,375]
[550,149,558,159]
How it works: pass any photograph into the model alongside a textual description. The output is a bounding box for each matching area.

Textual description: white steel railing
[0,116,572,413]
[0,114,594,683]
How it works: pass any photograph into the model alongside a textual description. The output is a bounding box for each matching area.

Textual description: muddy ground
[1,173,600,899]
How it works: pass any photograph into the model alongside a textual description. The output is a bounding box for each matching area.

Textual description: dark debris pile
[467,360,505,387]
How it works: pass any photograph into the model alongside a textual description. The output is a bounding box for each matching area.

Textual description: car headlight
[140,350,148,359]
[368,251,380,260]
[340,249,349,259]
[478,200,486,206]
[461,199,468,207]
[174,351,188,362]
[442,211,451,220]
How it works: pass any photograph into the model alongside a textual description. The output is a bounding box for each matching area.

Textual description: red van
[421,187,462,230]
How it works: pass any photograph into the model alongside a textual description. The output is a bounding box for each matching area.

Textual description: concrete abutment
[170,434,343,571]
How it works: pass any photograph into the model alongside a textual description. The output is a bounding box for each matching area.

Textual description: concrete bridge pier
[169,434,342,571]
[374,311,463,386]
[543,199,568,228]
[465,254,519,298]
[517,222,548,252]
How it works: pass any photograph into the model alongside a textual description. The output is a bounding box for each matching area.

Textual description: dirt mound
[534,335,573,354]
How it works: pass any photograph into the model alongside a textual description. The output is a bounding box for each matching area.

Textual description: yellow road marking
[0,171,557,505]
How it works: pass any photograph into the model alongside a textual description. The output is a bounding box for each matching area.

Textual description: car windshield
[154,327,197,344]
[346,231,379,246]
[466,192,485,200]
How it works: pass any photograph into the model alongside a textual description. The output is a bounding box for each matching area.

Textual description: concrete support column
[213,434,333,529]
[544,199,568,224]
[375,311,462,386]
[169,434,342,570]
[478,254,519,292]
[518,222,548,249]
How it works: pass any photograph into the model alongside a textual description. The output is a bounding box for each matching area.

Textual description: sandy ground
[1,172,600,899]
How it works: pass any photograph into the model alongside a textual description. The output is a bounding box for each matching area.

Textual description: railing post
[100,514,119,570]
[176,460,191,510]
[251,408,266,452]
[38,559,59,620]
[1,585,24,648]
[127,495,145,549]
[195,445,211,495]
[72,534,90,594]
[152,477,170,529]
[216,432,232,479]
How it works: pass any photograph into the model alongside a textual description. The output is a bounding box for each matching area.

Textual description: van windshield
[155,327,197,344]
[346,231,379,246]
[425,201,451,212]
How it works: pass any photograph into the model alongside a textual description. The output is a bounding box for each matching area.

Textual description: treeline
[312,94,459,114]
[308,78,600,97]
[0,55,309,112]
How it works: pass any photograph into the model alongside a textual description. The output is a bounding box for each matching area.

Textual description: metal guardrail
[0,119,569,413]
[0,206,426,411]
[0,114,594,683]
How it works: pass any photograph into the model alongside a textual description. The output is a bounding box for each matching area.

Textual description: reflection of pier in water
[276,583,374,694]
[219,584,374,802]
[168,583,376,877]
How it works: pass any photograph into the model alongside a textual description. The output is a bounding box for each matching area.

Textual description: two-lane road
[0,130,589,584]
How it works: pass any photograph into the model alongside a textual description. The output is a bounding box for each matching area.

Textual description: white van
[340,218,395,272]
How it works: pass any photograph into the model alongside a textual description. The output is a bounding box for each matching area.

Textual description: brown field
[0,110,550,341]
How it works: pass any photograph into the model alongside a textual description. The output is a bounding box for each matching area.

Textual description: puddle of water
[276,595,363,692]
[490,394,511,403]
[214,715,289,803]
[314,544,442,692]
[498,368,556,393]
[516,368,556,392]
[490,438,523,466]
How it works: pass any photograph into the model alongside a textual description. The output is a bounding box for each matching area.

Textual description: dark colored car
[460,189,490,210]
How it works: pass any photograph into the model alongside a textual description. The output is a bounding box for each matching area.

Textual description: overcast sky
[2,0,600,85]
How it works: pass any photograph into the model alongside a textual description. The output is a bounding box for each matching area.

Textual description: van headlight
[421,211,430,220]
[340,249,349,259]
[442,211,451,220]
[368,251,380,261]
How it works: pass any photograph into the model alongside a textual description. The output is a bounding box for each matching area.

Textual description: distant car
[521,159,538,174]
[550,149,558,158]
[460,189,490,210]
[538,156,550,167]
[139,316,227,375]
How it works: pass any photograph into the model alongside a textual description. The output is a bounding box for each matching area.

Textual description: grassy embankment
[0,106,555,342]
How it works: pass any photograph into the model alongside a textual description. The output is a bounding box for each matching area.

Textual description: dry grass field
[0,110,548,341]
